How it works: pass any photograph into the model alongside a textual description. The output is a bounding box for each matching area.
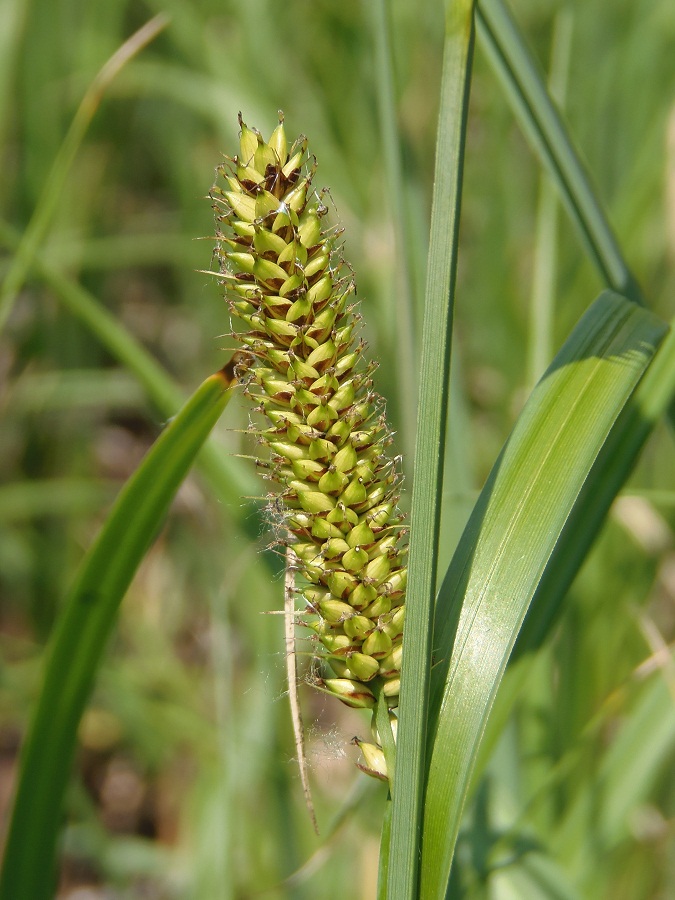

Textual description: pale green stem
[370,0,419,465]
[527,10,573,387]
[387,2,476,897]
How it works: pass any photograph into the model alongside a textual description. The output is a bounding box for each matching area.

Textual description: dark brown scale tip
[219,350,254,385]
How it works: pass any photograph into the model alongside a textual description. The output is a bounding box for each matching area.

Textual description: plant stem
[387,2,476,897]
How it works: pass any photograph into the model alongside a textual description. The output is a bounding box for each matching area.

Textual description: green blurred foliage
[0,0,674,896]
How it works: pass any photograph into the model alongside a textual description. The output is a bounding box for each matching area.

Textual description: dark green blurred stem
[0,370,235,900]
[0,0,30,162]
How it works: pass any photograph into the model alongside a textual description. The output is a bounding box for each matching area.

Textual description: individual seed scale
[212,114,408,783]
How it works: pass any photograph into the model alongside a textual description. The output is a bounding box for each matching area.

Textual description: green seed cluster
[212,115,407,780]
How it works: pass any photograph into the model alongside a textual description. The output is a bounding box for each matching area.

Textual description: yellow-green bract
[212,114,407,781]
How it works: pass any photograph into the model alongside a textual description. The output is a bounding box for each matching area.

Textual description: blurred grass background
[1,0,674,897]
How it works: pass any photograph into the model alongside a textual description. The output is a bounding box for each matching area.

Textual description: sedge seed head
[212,114,407,779]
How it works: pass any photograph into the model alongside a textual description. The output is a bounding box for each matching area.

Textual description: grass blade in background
[0,478,115,522]
[421,292,669,899]
[370,0,418,462]
[597,667,675,846]
[0,218,262,512]
[0,14,168,333]
[0,0,30,160]
[526,9,572,388]
[0,366,237,900]
[476,0,643,305]
[387,2,476,897]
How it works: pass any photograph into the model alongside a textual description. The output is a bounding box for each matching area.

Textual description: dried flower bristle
[212,114,407,781]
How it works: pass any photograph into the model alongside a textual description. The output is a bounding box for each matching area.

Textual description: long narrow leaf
[421,292,669,899]
[387,2,476,897]
[515,315,675,658]
[475,0,642,304]
[0,365,237,900]
[473,314,675,819]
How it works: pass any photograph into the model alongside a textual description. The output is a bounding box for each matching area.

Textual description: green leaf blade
[0,368,236,900]
[421,291,669,900]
